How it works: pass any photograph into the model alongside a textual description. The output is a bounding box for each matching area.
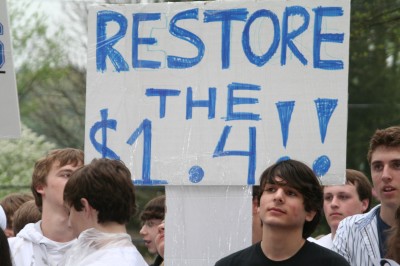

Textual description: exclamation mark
[315,98,338,143]
[313,98,338,177]
[276,101,295,148]
[276,101,295,162]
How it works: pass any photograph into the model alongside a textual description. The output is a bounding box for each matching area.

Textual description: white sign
[86,0,350,185]
[0,0,21,138]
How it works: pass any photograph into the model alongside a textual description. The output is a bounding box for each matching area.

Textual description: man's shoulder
[8,235,34,266]
[82,246,148,266]
[339,205,380,229]
[305,242,350,265]
[215,243,260,266]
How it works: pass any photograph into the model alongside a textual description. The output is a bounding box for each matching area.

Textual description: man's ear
[80,198,98,221]
[305,210,317,222]
[252,199,259,215]
[80,198,92,214]
[35,184,45,195]
[361,199,369,213]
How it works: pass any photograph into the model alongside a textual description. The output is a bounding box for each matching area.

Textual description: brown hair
[367,126,400,164]
[140,195,165,222]
[31,148,84,212]
[258,159,323,239]
[345,169,373,212]
[386,206,400,262]
[0,193,34,230]
[12,200,41,236]
[64,158,137,224]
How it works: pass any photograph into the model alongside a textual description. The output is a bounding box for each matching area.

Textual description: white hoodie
[60,228,148,266]
[8,221,75,266]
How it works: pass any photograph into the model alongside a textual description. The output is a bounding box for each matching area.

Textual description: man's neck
[94,222,127,234]
[260,227,305,261]
[41,209,75,243]
[331,226,338,239]
[380,205,397,227]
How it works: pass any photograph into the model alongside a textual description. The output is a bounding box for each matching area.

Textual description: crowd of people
[0,125,399,266]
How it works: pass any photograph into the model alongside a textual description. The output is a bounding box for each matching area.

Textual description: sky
[14,0,88,66]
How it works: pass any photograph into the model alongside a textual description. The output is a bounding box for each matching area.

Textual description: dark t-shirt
[215,240,350,266]
[150,255,163,266]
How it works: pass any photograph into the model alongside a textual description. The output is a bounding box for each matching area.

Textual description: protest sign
[0,0,21,138]
[86,0,350,185]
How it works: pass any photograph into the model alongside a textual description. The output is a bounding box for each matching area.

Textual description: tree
[347,1,400,173]
[8,0,86,149]
[0,124,55,198]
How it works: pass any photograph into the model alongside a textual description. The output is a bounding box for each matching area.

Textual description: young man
[333,126,400,265]
[215,159,350,266]
[315,169,372,249]
[12,200,41,236]
[0,193,34,237]
[140,195,165,266]
[8,148,83,266]
[60,158,148,266]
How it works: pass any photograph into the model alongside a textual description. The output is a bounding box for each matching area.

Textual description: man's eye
[324,195,333,201]
[393,162,400,169]
[146,221,154,227]
[61,172,72,178]
[265,187,276,193]
[338,195,349,200]
[372,164,383,171]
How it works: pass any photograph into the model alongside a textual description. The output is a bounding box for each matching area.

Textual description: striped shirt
[333,205,381,266]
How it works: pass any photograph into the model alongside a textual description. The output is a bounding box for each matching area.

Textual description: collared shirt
[333,205,381,266]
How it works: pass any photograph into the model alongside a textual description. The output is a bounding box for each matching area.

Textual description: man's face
[258,178,315,232]
[37,161,82,211]
[139,219,163,254]
[371,146,400,210]
[154,222,165,258]
[323,184,368,232]
[67,205,87,238]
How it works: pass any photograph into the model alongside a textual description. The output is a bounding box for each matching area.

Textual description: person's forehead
[50,161,80,172]
[371,146,400,162]
[323,184,357,194]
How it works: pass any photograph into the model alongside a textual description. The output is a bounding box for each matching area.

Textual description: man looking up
[334,126,400,265]
[8,148,84,266]
[215,159,350,266]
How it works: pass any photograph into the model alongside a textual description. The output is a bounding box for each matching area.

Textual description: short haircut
[367,126,400,164]
[140,195,165,222]
[258,159,323,239]
[12,200,41,236]
[0,193,33,230]
[345,169,373,212]
[31,148,84,211]
[63,158,137,224]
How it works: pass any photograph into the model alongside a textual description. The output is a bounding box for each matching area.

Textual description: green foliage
[18,65,86,149]
[347,1,400,173]
[0,124,55,198]
[8,0,85,149]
